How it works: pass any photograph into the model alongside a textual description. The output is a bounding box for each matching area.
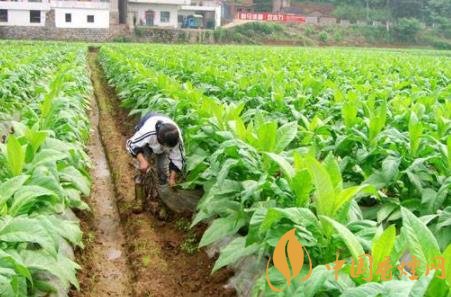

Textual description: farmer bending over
[126,112,185,187]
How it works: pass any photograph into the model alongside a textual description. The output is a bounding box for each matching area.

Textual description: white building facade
[0,0,111,28]
[127,0,221,29]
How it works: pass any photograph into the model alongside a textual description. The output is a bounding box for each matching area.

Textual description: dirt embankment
[79,50,235,297]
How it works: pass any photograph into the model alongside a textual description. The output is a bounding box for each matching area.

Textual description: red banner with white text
[236,12,306,23]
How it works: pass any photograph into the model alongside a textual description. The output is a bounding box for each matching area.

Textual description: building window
[65,13,71,23]
[30,10,41,23]
[87,15,94,23]
[160,11,170,23]
[0,9,7,23]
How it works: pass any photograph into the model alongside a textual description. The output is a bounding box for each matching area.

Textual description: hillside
[213,22,451,49]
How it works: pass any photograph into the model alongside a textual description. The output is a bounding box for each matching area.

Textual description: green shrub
[358,25,391,43]
[134,27,146,37]
[319,31,328,42]
[112,36,132,43]
[334,31,343,42]
[393,18,422,42]
[422,35,451,50]
[235,22,283,36]
[434,16,451,39]
[304,25,315,36]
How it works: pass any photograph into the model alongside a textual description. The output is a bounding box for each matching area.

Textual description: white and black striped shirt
[126,114,185,172]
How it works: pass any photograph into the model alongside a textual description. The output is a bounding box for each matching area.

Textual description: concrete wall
[0,9,47,27]
[0,9,117,41]
[134,26,214,43]
[54,8,109,28]
[0,2,50,27]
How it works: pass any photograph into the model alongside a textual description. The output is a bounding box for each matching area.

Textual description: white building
[127,0,221,29]
[0,0,112,28]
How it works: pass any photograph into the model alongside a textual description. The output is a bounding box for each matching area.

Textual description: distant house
[126,0,221,29]
[0,0,112,28]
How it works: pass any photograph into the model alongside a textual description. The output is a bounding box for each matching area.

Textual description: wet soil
[71,64,133,297]
[81,51,236,297]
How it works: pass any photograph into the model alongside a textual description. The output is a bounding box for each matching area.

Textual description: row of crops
[0,42,91,296]
[99,44,450,297]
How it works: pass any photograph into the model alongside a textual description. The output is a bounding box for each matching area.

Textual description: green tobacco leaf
[365,155,401,189]
[0,175,30,206]
[212,237,258,273]
[401,208,441,275]
[320,216,364,261]
[290,169,312,207]
[255,121,277,152]
[447,136,451,172]
[264,152,295,178]
[6,135,25,177]
[24,128,48,154]
[303,266,334,297]
[274,122,298,153]
[443,244,451,287]
[334,184,373,215]
[372,225,396,276]
[199,215,245,247]
[59,166,91,196]
[39,216,83,247]
[31,149,66,169]
[8,185,58,216]
[323,153,342,192]
[0,217,57,256]
[20,249,80,289]
[409,274,434,297]
[306,156,335,217]
[409,112,423,157]
[0,275,15,297]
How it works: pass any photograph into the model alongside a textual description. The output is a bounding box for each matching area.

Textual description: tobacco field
[0,40,450,297]
[0,42,91,296]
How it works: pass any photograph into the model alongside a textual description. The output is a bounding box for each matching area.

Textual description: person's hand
[168,171,177,188]
[137,153,150,174]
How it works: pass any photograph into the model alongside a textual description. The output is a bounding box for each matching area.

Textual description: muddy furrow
[71,52,133,297]
[86,50,236,297]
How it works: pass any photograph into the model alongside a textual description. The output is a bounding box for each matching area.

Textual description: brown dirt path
[71,54,133,297]
[86,50,236,297]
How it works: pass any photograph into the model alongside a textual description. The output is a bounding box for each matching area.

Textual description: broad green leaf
[334,185,372,215]
[199,215,245,247]
[306,156,335,217]
[212,237,258,272]
[31,149,66,169]
[443,244,451,287]
[274,122,298,153]
[21,249,80,289]
[6,135,25,176]
[0,175,29,206]
[24,128,48,154]
[323,153,342,192]
[303,266,334,297]
[0,217,57,256]
[264,152,295,178]
[320,216,364,261]
[409,112,423,157]
[8,185,58,216]
[372,225,396,276]
[0,275,14,297]
[59,166,91,196]
[290,169,312,207]
[401,208,441,275]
